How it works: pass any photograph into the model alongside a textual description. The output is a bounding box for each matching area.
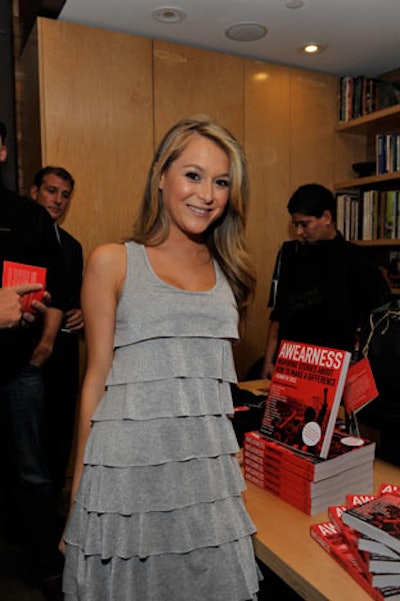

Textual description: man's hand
[63,307,84,332]
[0,283,44,329]
[22,290,51,324]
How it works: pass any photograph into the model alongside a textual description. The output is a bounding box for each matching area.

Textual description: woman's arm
[68,243,127,508]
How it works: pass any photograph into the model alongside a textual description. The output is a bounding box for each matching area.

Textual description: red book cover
[342,493,400,555]
[347,493,378,507]
[244,438,315,481]
[2,260,46,313]
[244,467,314,513]
[260,340,351,458]
[343,357,379,414]
[379,485,400,497]
[310,521,400,600]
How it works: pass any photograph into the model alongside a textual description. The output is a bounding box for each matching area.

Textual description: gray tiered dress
[63,241,260,600]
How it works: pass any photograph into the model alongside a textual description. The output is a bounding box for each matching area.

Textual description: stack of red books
[244,340,377,514]
[244,429,375,515]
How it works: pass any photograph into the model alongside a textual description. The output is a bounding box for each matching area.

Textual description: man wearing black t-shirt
[0,121,65,600]
[261,183,391,379]
[30,165,84,502]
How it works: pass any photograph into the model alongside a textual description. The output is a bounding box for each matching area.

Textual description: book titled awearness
[260,340,351,458]
[2,260,46,313]
[244,429,375,514]
[245,429,375,482]
[342,492,400,555]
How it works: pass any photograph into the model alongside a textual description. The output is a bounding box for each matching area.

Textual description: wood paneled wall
[17,17,361,378]
[38,19,153,252]
[153,40,244,145]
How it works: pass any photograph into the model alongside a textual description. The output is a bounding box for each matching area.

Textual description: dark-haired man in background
[261,183,391,379]
[30,166,84,504]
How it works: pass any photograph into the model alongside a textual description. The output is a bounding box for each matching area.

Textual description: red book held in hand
[2,261,46,313]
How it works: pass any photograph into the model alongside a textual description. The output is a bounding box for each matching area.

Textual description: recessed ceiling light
[152,6,186,24]
[298,42,326,55]
[225,23,267,42]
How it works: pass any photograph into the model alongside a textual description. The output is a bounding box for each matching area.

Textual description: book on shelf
[336,191,360,241]
[376,133,400,175]
[338,75,400,122]
[310,521,400,600]
[384,191,398,239]
[342,492,400,555]
[260,340,351,458]
[377,133,388,175]
[2,260,46,313]
[336,189,400,242]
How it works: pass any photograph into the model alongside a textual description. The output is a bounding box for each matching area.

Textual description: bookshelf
[336,104,400,136]
[335,104,400,292]
[335,171,400,191]
[335,104,400,192]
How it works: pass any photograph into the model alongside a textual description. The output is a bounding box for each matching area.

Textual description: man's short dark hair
[0,121,7,144]
[33,165,75,190]
[287,183,337,222]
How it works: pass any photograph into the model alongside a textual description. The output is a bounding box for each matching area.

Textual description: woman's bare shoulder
[85,243,127,284]
[88,242,125,262]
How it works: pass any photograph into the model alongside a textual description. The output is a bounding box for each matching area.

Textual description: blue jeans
[0,364,63,580]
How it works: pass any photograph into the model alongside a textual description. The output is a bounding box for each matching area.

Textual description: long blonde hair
[132,115,256,320]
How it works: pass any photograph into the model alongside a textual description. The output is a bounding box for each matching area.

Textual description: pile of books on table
[243,429,375,515]
[243,340,376,515]
[311,484,400,600]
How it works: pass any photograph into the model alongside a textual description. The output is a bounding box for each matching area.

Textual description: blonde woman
[62,116,259,600]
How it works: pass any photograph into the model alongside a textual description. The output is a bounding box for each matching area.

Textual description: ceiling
[58,0,400,78]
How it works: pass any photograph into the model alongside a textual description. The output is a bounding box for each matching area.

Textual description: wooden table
[238,380,400,600]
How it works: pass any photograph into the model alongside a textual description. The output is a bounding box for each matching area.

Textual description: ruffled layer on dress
[65,495,255,558]
[84,414,239,466]
[106,337,237,385]
[63,536,259,601]
[94,378,234,420]
[75,455,245,513]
